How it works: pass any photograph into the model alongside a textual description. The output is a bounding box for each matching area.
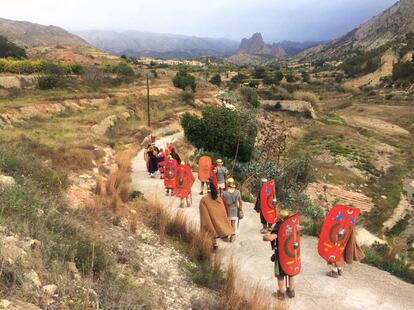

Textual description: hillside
[0,17,88,48]
[272,40,329,56]
[74,30,239,59]
[296,0,414,61]
[227,32,287,65]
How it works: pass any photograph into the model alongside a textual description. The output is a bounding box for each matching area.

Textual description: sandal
[273,290,285,301]
[326,270,339,278]
[287,288,295,298]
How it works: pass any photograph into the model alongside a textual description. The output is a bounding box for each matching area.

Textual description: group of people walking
[143,138,365,302]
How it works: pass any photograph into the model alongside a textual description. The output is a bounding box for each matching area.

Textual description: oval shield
[260,180,277,224]
[318,205,360,263]
[175,165,195,198]
[164,159,178,189]
[198,156,212,182]
[278,214,301,276]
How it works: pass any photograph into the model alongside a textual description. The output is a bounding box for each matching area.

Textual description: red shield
[318,205,360,263]
[164,159,178,189]
[198,156,212,182]
[175,165,195,198]
[260,180,277,224]
[278,214,301,276]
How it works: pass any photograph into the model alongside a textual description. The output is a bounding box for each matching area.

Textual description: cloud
[0,0,398,42]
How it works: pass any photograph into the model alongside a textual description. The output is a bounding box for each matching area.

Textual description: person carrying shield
[263,210,296,301]
[164,155,178,196]
[254,178,274,234]
[156,148,166,179]
[326,226,365,278]
[176,161,195,208]
[223,178,243,239]
[213,159,228,197]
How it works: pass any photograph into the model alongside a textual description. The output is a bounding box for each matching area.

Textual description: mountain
[297,0,414,60]
[0,17,88,48]
[73,30,239,59]
[227,33,287,65]
[272,40,329,56]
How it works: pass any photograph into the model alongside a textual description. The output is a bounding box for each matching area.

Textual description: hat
[279,210,289,218]
[261,178,268,184]
[226,177,235,184]
[180,161,185,165]
[216,159,223,164]
[168,155,173,160]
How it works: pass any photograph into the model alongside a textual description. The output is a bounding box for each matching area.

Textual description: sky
[0,0,399,42]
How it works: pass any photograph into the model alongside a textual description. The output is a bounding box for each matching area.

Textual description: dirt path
[132,133,414,310]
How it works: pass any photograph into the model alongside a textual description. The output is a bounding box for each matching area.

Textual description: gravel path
[132,133,414,310]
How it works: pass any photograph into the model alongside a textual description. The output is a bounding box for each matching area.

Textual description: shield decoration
[198,156,212,182]
[164,159,178,189]
[278,214,301,276]
[318,205,360,263]
[260,180,277,224]
[175,165,194,198]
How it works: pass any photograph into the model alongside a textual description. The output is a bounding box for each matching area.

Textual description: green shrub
[173,70,196,91]
[209,73,221,86]
[0,35,26,58]
[230,73,247,84]
[181,86,195,105]
[239,87,260,108]
[37,74,64,89]
[180,106,258,162]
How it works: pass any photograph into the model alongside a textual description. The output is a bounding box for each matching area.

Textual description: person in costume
[199,180,235,250]
[169,145,182,164]
[326,226,365,278]
[164,155,177,196]
[263,210,296,301]
[177,161,195,208]
[254,178,272,234]
[213,159,228,196]
[147,145,158,178]
[223,178,243,238]
[156,148,166,179]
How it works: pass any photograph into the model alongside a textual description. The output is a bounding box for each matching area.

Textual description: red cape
[164,159,178,189]
[175,165,195,198]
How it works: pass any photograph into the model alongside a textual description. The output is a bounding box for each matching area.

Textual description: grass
[319,112,345,125]
[385,214,411,237]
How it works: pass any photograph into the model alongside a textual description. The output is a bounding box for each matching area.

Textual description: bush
[392,60,414,84]
[285,73,296,83]
[302,71,311,83]
[274,71,284,84]
[209,74,221,86]
[341,48,385,78]
[254,66,266,79]
[180,107,258,162]
[173,70,196,91]
[230,73,246,84]
[181,86,195,105]
[239,87,260,108]
[0,35,26,58]
[293,91,320,108]
[37,74,64,89]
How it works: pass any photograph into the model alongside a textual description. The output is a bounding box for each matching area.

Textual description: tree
[274,71,284,84]
[0,35,26,58]
[180,86,195,105]
[180,107,258,162]
[173,70,196,91]
[254,66,266,79]
[263,74,274,85]
[285,73,296,83]
[230,73,247,84]
[209,73,222,86]
[240,87,260,108]
[302,71,311,83]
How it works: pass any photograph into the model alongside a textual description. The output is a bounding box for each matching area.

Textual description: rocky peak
[239,32,267,53]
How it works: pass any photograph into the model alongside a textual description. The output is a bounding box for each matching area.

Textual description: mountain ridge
[0,17,88,47]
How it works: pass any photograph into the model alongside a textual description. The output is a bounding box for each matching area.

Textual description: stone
[0,175,16,191]
[0,299,11,308]
[42,284,58,295]
[381,195,387,200]
[24,270,42,288]
[67,262,79,274]
[328,173,334,177]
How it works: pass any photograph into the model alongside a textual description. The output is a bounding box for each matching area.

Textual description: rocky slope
[297,0,414,60]
[227,32,287,65]
[0,17,88,48]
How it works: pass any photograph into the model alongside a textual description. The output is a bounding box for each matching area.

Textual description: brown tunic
[199,195,234,238]
[336,227,365,267]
